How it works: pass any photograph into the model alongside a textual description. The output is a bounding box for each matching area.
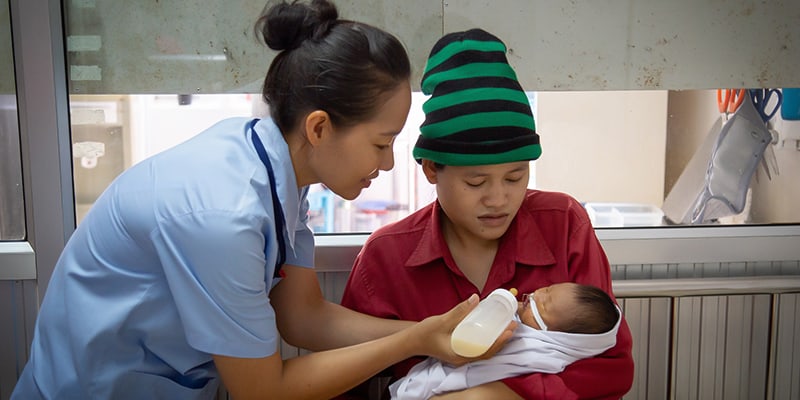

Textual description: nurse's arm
[213,341,402,399]
[270,265,413,350]
[212,293,492,400]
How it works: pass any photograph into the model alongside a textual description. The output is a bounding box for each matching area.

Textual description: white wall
[535,91,668,206]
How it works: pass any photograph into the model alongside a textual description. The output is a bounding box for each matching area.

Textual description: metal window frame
[0,0,74,294]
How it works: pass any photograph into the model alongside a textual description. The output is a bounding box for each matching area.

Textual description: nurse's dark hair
[564,284,618,334]
[254,0,411,134]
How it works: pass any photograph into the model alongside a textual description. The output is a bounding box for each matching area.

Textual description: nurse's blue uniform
[12,117,315,399]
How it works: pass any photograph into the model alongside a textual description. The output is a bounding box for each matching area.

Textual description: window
[0,0,24,240]
[67,89,800,232]
[62,1,800,233]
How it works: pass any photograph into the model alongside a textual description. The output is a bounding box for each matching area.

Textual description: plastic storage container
[450,288,518,357]
[584,202,664,227]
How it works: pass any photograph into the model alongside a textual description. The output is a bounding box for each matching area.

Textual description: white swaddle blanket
[389,306,621,400]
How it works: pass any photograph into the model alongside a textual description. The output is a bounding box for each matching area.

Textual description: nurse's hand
[410,294,517,367]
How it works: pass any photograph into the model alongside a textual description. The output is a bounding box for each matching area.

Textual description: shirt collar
[252,118,302,250]
[405,202,449,267]
[512,203,557,267]
[405,199,556,268]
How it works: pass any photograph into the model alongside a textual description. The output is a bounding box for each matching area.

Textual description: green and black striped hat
[413,29,541,166]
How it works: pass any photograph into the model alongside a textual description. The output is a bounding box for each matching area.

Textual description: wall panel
[619,297,671,400]
[443,0,799,91]
[58,1,800,94]
[0,280,36,399]
[771,293,800,400]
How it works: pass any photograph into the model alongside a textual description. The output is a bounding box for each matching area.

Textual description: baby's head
[519,282,618,334]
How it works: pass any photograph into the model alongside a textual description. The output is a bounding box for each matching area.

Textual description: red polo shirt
[341,189,634,399]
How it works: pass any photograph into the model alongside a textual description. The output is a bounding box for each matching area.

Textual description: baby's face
[519,282,579,331]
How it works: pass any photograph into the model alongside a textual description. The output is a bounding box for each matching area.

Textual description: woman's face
[313,82,412,200]
[423,160,529,242]
[519,282,579,331]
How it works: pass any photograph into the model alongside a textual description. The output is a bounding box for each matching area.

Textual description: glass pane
[69,94,257,223]
[67,92,535,232]
[535,89,800,228]
[67,89,800,233]
[0,0,26,240]
[61,1,440,95]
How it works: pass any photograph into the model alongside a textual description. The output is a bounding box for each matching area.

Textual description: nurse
[11,2,512,399]
[340,28,635,399]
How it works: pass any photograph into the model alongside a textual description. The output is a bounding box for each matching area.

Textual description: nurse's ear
[421,159,439,184]
[303,110,333,146]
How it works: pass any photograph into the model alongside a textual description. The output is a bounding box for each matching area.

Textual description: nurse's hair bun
[256,0,339,51]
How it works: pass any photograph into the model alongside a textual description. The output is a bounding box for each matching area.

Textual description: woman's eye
[506,177,523,183]
[466,181,484,187]
[375,137,396,151]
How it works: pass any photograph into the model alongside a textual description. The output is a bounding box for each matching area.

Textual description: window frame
[2,0,74,292]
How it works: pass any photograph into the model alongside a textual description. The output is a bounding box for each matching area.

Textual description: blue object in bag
[782,88,800,120]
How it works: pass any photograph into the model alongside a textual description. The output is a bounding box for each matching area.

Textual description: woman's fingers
[412,294,479,362]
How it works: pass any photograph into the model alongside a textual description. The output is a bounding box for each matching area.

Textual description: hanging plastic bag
[689,93,772,224]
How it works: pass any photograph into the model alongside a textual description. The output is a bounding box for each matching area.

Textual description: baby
[389,283,621,400]
[519,282,619,334]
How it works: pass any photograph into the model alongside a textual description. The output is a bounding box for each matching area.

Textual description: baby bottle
[450,288,518,357]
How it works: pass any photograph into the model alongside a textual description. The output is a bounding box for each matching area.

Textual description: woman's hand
[409,294,518,366]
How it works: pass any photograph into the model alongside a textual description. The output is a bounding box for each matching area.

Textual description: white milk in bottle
[450,288,518,357]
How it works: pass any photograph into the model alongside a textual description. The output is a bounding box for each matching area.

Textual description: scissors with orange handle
[716,89,746,121]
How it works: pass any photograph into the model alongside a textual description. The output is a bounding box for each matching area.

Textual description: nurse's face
[423,160,529,242]
[313,82,412,200]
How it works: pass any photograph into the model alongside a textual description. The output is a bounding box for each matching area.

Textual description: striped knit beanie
[413,29,541,166]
